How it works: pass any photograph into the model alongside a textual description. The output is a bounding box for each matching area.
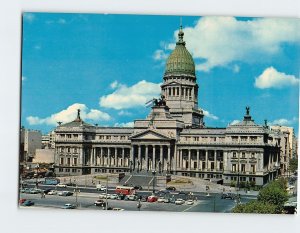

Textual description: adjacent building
[20,127,42,163]
[53,26,285,186]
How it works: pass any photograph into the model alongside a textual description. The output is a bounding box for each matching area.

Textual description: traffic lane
[19,193,203,212]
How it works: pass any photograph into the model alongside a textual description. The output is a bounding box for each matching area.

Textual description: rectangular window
[67,147,71,153]
[59,168,63,172]
[73,134,78,138]
[251,165,256,173]
[65,168,70,172]
[232,164,236,172]
[242,152,246,158]
[67,158,70,165]
[72,169,77,172]
[241,164,246,172]
[74,148,77,153]
[106,136,111,140]
[60,158,64,165]
[232,136,238,142]
[67,134,71,139]
[211,162,214,170]
[233,152,236,158]
[202,162,206,170]
[73,158,77,165]
[177,87,179,96]
[220,163,223,170]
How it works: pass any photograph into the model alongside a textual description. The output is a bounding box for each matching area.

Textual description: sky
[21,13,300,135]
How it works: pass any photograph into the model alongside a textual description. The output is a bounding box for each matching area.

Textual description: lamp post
[35,164,39,189]
[74,185,80,207]
[152,170,156,194]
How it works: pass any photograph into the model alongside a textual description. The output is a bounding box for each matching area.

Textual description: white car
[157,197,165,203]
[112,208,124,211]
[56,183,66,188]
[186,200,194,205]
[175,199,185,205]
[99,193,106,199]
[48,190,57,195]
[110,194,119,199]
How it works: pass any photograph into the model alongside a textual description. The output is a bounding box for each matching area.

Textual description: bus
[44,177,60,185]
[115,186,135,195]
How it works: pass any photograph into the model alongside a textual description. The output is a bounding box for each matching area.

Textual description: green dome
[164,27,195,76]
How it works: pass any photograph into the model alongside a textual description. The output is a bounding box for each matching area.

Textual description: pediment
[130,130,171,141]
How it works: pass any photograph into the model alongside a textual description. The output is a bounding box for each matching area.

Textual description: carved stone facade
[53,27,285,186]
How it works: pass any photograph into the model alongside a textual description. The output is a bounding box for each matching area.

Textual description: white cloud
[110,81,119,89]
[99,80,161,110]
[269,117,298,126]
[202,109,219,120]
[161,17,300,71]
[255,67,299,89]
[114,122,134,127]
[118,110,132,116]
[230,120,240,125]
[23,13,35,22]
[153,49,168,61]
[27,103,111,126]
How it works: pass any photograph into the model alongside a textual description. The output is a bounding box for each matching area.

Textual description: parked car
[56,183,67,188]
[125,195,137,201]
[66,182,77,187]
[166,186,176,191]
[157,197,165,203]
[133,185,142,190]
[147,196,158,203]
[63,203,76,209]
[158,190,170,195]
[48,190,57,195]
[221,193,236,200]
[110,194,119,200]
[117,194,126,200]
[175,198,185,205]
[58,191,73,196]
[19,198,27,204]
[22,200,34,206]
[112,208,124,211]
[96,184,106,191]
[186,200,194,205]
[178,191,188,195]
[140,196,148,202]
[94,199,106,207]
[43,189,52,194]
[29,188,41,194]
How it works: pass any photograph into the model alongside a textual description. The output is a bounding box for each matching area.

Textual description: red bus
[115,186,135,195]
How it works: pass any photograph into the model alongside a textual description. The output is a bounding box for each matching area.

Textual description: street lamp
[74,185,80,207]
[152,170,156,194]
[35,164,39,189]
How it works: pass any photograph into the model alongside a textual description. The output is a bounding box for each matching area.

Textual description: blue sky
[21,13,299,135]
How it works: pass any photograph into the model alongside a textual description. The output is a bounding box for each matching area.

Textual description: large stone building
[53,26,284,186]
[20,127,42,163]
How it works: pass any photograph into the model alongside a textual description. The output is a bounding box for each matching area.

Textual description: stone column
[115,147,118,167]
[145,145,148,171]
[138,145,142,171]
[100,147,103,166]
[188,149,191,170]
[167,145,171,171]
[130,146,134,169]
[196,150,199,170]
[160,145,163,171]
[122,148,125,167]
[214,150,217,171]
[108,147,111,166]
[205,150,208,171]
[153,145,156,170]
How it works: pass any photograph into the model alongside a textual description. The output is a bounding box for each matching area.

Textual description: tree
[232,178,288,214]
[289,158,298,174]
[257,178,288,213]
[232,200,277,214]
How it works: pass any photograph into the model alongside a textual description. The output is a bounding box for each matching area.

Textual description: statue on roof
[246,106,250,115]
[153,95,167,107]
